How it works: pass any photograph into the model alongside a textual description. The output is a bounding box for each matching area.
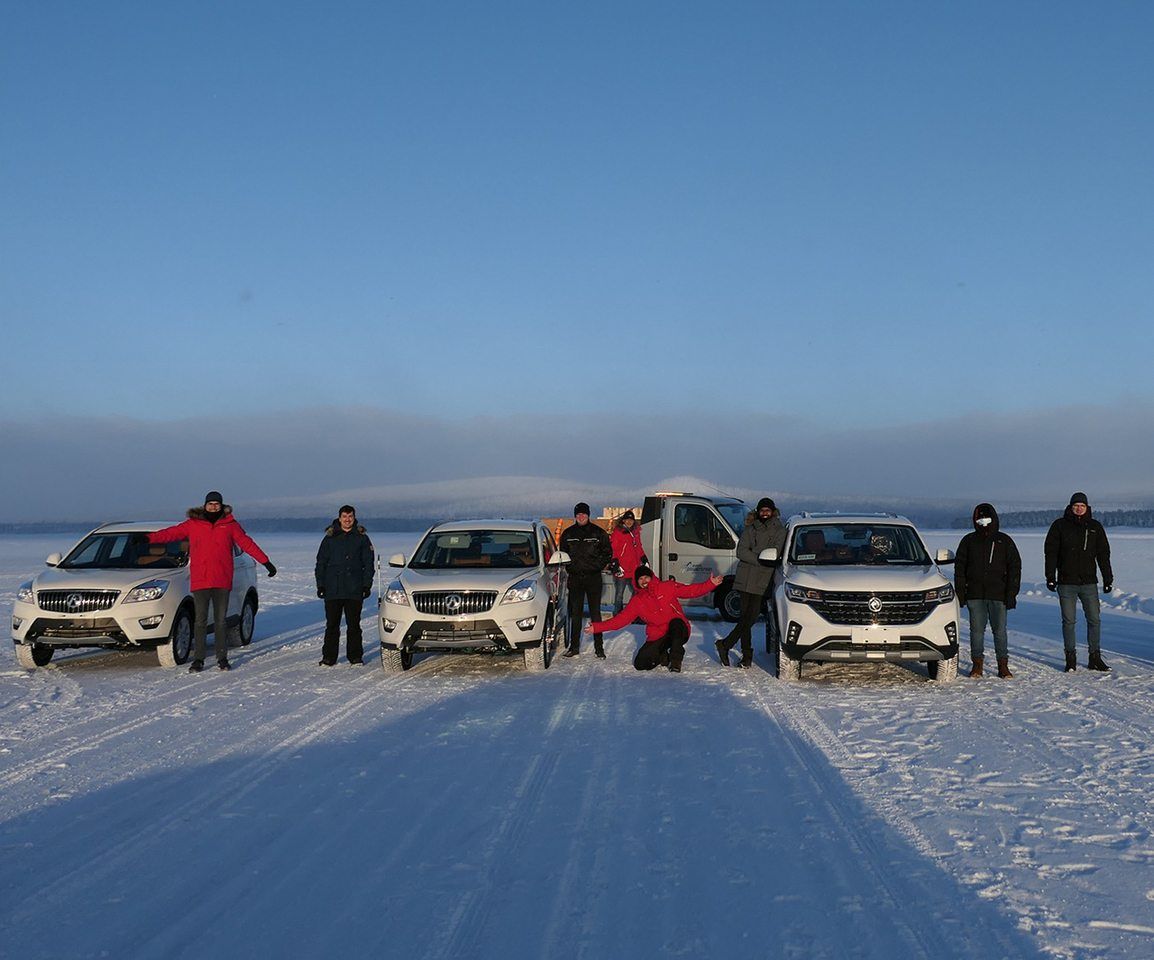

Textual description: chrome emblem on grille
[66,593,84,612]
[445,594,463,614]
[868,597,883,614]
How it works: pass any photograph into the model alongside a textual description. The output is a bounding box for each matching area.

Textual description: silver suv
[11,522,260,669]
[379,520,568,672]
[766,513,959,682]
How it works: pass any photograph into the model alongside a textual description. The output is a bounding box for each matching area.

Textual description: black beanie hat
[574,502,591,516]
[1070,492,1088,506]
[757,497,776,512]
[621,509,635,521]
[633,564,654,585]
[205,491,223,505]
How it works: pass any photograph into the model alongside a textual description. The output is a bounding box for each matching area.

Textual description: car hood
[784,565,948,592]
[398,568,537,592]
[31,566,186,592]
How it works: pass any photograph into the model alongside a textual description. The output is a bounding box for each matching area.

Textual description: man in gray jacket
[716,498,786,668]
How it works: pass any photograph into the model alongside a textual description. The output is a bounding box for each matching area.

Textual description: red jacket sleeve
[675,578,718,600]
[590,596,641,634]
[148,520,191,544]
[231,523,270,565]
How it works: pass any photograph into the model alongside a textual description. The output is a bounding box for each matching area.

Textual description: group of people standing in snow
[157,488,1116,677]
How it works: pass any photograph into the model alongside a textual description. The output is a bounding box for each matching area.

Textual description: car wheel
[157,608,194,667]
[15,642,54,669]
[523,612,552,673]
[777,642,800,682]
[717,584,742,623]
[381,648,408,674]
[236,595,257,647]
[929,653,958,683]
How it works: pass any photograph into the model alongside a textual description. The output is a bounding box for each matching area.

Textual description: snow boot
[668,655,683,673]
[739,651,753,669]
[1087,651,1110,672]
[562,647,579,658]
[969,656,984,678]
[715,639,731,667]
[996,657,1013,679]
[319,659,336,667]
[218,659,232,671]
[188,659,204,674]
[594,640,606,660]
[1064,652,1077,672]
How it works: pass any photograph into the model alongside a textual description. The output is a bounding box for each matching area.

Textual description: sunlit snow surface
[1,530,1152,959]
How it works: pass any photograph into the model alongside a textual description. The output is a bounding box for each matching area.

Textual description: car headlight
[16,581,34,604]
[501,579,537,604]
[925,583,955,604]
[785,582,824,603]
[124,580,170,603]
[384,580,409,606]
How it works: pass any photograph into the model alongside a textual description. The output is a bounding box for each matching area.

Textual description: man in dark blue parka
[315,505,375,665]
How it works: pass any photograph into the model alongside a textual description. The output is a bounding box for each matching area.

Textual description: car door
[664,500,736,584]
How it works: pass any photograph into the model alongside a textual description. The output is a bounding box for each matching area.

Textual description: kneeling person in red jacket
[148,491,276,673]
[585,566,722,672]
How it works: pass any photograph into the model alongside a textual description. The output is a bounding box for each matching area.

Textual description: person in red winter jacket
[609,510,647,615]
[585,566,722,672]
[147,491,276,673]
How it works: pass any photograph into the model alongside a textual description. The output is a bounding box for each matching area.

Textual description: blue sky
[2,2,1152,517]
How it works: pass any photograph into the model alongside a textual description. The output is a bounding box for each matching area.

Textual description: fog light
[12,617,22,630]
[138,616,164,629]
[787,621,802,644]
[945,621,957,644]
[381,618,397,633]
[516,616,537,631]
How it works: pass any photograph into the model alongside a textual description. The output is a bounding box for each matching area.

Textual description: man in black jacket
[559,502,612,658]
[315,505,376,666]
[1044,492,1113,672]
[955,503,1021,679]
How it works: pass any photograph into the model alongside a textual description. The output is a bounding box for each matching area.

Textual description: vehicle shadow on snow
[0,673,1047,960]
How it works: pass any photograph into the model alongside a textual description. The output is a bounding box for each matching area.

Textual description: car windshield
[409,530,539,569]
[715,503,747,538]
[61,532,188,569]
[789,524,930,565]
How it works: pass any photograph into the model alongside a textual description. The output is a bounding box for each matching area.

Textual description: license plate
[851,625,895,645]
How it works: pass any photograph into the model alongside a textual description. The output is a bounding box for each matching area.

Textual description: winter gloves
[317,588,325,599]
[1046,580,1056,591]
[1103,582,1113,593]
[264,561,277,578]
[363,587,372,599]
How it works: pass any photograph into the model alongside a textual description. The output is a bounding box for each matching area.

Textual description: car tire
[523,610,554,672]
[717,584,742,623]
[381,648,409,674]
[15,642,54,669]
[928,653,958,683]
[777,642,800,682]
[157,608,194,667]
[234,594,257,647]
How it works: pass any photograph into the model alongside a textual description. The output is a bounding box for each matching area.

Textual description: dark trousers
[323,597,364,663]
[568,573,603,652]
[721,590,766,658]
[192,587,230,663]
[634,619,689,671]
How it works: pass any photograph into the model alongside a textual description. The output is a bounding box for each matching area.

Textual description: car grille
[811,591,934,626]
[37,590,121,613]
[412,591,498,616]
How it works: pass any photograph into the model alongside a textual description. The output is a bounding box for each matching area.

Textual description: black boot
[594,640,606,660]
[188,659,204,673]
[562,647,579,658]
[1064,651,1077,672]
[218,659,231,671]
[715,639,731,667]
[1087,651,1110,672]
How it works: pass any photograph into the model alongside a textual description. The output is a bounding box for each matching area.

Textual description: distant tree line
[949,509,1154,529]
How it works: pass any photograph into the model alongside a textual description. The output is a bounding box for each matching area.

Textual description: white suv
[766,513,959,682]
[379,520,568,672]
[11,522,260,669]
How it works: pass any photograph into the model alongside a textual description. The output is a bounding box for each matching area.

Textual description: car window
[715,503,746,537]
[674,504,734,550]
[61,533,189,569]
[789,524,929,565]
[409,530,539,569]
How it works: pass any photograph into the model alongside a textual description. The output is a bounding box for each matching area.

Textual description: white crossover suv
[379,520,568,672]
[11,522,260,669]
[765,513,959,682]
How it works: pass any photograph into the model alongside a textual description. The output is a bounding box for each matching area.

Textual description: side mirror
[758,547,779,563]
[936,549,955,564]
[388,553,406,568]
[547,551,571,566]
[45,553,62,567]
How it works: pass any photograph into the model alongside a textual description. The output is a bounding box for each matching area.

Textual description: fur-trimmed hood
[187,505,234,521]
[324,519,367,537]
[744,508,779,526]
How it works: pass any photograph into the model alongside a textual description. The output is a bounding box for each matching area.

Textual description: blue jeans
[612,576,633,616]
[966,599,1007,660]
[1057,584,1101,655]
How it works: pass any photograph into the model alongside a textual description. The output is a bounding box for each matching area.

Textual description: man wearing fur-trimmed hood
[955,502,1021,679]
[315,504,375,666]
[148,491,276,672]
[715,497,785,668]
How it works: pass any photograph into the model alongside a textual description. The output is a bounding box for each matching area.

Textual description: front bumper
[780,604,958,663]
[12,600,172,648]
[379,602,547,652]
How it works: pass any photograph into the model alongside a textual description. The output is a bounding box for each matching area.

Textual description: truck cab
[639,492,747,621]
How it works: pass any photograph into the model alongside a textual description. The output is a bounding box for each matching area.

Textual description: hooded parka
[590,572,716,642]
[733,510,786,596]
[148,506,269,591]
[315,520,375,600]
[954,504,1022,607]
[1044,502,1113,586]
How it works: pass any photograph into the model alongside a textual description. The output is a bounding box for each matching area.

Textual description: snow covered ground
[2,530,1152,960]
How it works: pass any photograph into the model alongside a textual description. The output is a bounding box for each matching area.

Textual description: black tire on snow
[157,609,194,667]
[718,585,742,624]
[15,642,54,669]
